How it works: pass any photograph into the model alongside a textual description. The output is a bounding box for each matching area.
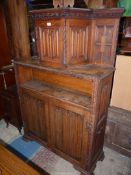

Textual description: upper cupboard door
[92,19,119,66]
[66,19,90,65]
[35,19,64,66]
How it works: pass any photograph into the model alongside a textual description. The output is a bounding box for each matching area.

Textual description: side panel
[91,19,120,66]
[90,74,113,165]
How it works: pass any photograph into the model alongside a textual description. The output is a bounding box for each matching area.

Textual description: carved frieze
[29,8,123,20]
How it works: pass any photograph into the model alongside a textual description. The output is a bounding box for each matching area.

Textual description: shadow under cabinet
[0,85,22,133]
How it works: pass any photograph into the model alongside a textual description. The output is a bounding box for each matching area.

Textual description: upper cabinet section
[29,8,123,68]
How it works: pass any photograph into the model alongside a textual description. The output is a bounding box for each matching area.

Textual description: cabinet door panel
[50,100,89,163]
[67,19,90,65]
[93,25,113,64]
[20,92,48,143]
[36,19,64,65]
[92,19,119,65]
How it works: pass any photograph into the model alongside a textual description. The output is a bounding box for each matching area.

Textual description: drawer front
[113,124,131,151]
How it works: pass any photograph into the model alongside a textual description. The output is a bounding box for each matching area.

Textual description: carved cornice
[29,8,124,20]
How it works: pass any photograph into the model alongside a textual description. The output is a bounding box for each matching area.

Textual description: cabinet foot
[74,165,94,175]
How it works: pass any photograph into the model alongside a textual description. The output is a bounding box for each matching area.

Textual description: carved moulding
[53,0,74,8]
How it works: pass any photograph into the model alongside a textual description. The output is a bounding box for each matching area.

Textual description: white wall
[110,55,131,111]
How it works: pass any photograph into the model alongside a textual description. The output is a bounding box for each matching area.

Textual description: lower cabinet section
[20,87,94,172]
[17,67,113,175]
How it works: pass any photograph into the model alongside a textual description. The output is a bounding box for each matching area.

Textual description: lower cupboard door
[20,92,48,143]
[49,101,89,164]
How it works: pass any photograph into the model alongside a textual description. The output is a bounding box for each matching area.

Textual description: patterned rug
[0,119,131,175]
[0,119,79,175]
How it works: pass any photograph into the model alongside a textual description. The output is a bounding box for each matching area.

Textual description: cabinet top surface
[29,7,124,19]
[15,60,114,80]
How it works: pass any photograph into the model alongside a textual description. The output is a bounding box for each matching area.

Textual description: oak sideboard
[15,8,123,175]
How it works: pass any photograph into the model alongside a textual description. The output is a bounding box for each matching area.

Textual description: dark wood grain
[0,86,22,133]
[5,0,30,60]
[0,4,15,118]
